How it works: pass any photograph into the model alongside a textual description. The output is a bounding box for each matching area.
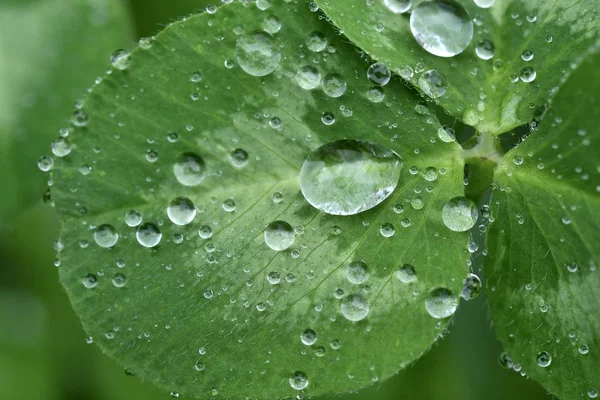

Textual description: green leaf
[314,0,600,135]
[52,1,471,398]
[0,0,132,220]
[486,51,600,399]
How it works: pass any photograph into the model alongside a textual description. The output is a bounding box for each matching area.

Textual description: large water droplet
[136,223,162,248]
[125,210,142,227]
[167,197,197,225]
[367,62,391,86]
[410,0,473,57]
[264,220,294,251]
[306,31,327,52]
[230,148,249,168]
[173,153,206,186]
[300,140,403,216]
[418,70,448,98]
[460,273,481,300]
[322,73,347,98]
[536,351,552,368]
[341,294,370,321]
[235,31,280,77]
[295,65,321,90]
[475,39,495,60]
[425,288,458,319]
[94,224,119,248]
[442,196,478,232]
[289,371,309,390]
[396,264,417,283]
[346,261,369,284]
[82,274,98,289]
[383,0,412,14]
[300,328,317,345]
[473,0,495,8]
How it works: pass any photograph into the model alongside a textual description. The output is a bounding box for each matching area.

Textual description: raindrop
[296,65,321,90]
[346,261,369,284]
[111,49,131,70]
[367,63,391,86]
[190,71,202,83]
[136,223,162,248]
[300,329,317,345]
[94,224,119,248]
[167,197,197,225]
[230,148,249,168]
[396,264,417,283]
[267,271,281,284]
[341,294,370,322]
[300,139,403,216]
[322,73,347,98]
[460,273,481,300]
[475,39,495,60]
[536,351,552,368]
[264,220,295,251]
[418,70,447,98]
[199,225,213,239]
[306,31,327,52]
[380,223,395,237]
[425,288,458,319]
[125,210,142,227]
[437,126,456,143]
[520,67,536,83]
[112,273,126,288]
[473,0,495,8]
[521,50,534,61]
[82,274,98,289]
[51,137,72,157]
[442,196,479,232]
[173,153,206,186]
[289,371,309,390]
[38,156,53,172]
[410,0,473,57]
[222,198,236,212]
[235,31,280,77]
[383,0,412,14]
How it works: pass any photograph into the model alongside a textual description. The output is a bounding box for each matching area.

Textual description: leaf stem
[462,133,503,164]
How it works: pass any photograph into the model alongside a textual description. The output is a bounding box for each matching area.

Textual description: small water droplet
[125,210,142,227]
[235,31,280,77]
[383,0,412,14]
[442,197,478,232]
[418,69,447,98]
[425,288,458,319]
[341,294,370,322]
[475,39,495,60]
[264,220,294,251]
[289,371,309,390]
[82,274,98,289]
[306,31,327,52]
[322,73,347,97]
[536,351,552,368]
[173,153,206,186]
[112,273,126,288]
[296,65,321,90]
[167,197,197,225]
[300,328,317,345]
[111,49,131,70]
[346,261,369,284]
[367,62,391,86]
[460,273,481,300]
[136,223,162,248]
[396,264,417,283]
[94,224,119,248]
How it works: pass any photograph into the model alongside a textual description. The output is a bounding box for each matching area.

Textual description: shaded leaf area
[487,52,600,399]
[51,1,472,399]
[0,0,132,221]
[315,0,599,135]
[129,0,214,37]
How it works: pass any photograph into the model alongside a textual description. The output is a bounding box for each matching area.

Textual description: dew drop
[425,288,458,319]
[367,62,391,86]
[341,294,370,322]
[112,273,126,288]
[289,371,309,390]
[300,329,317,345]
[173,153,206,186]
[346,261,369,284]
[235,31,280,77]
[300,139,403,216]
[94,224,119,248]
[473,0,495,8]
[380,223,395,237]
[536,351,552,368]
[111,49,131,70]
[520,67,536,83]
[82,274,98,289]
[475,39,495,60]
[38,156,54,172]
[418,70,448,98]
[167,197,197,225]
[410,0,473,57]
[383,0,412,14]
[51,137,72,157]
[264,220,294,251]
[136,223,162,248]
[306,31,327,52]
[230,148,249,168]
[322,73,347,98]
[296,65,321,90]
[396,264,417,283]
[437,126,456,143]
[460,273,481,300]
[199,225,213,239]
[442,196,478,232]
[125,210,142,227]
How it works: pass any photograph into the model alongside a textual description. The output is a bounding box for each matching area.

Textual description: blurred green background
[0,1,551,399]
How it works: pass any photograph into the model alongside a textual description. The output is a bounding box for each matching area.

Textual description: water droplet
[383,0,412,14]
[262,15,281,34]
[473,0,495,8]
[306,31,327,52]
[267,271,281,284]
[300,329,317,345]
[235,31,280,77]
[300,140,403,216]
[125,210,142,227]
[222,198,236,212]
[322,73,347,98]
[589,389,598,399]
[51,137,72,157]
[536,351,552,368]
[136,223,162,248]
[410,0,473,57]
[396,264,417,283]
[418,70,447,98]
[460,273,481,300]
[111,49,131,70]
[579,344,589,355]
[341,294,370,322]
[367,62,391,86]
[194,361,206,371]
[521,50,534,62]
[94,224,119,248]
[82,274,98,289]
[167,197,196,225]
[289,371,309,390]
[380,223,395,237]
[230,148,249,168]
[199,225,213,239]
[112,273,126,288]
[425,288,458,319]
[321,112,336,125]
[38,156,53,172]
[190,71,202,83]
[520,67,536,83]
[437,126,456,142]
[475,39,495,60]
[442,196,479,232]
[296,65,321,90]
[365,86,385,103]
[346,261,369,284]
[173,153,206,186]
[264,220,294,251]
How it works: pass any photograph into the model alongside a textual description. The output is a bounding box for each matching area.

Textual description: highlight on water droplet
[300,139,403,216]
[410,0,473,57]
